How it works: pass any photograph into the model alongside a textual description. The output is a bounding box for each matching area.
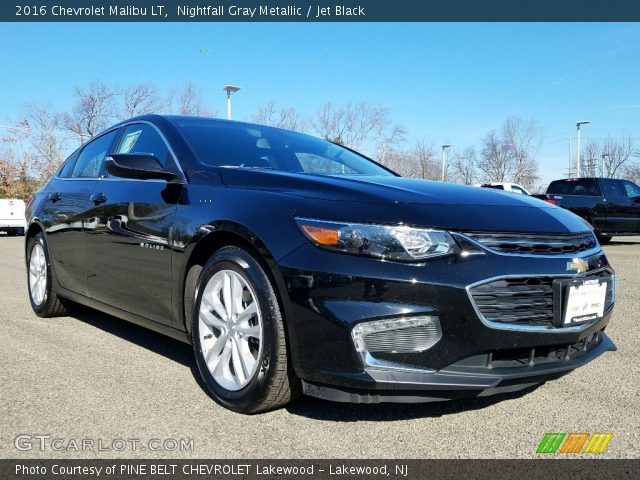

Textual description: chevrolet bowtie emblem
[567,257,589,274]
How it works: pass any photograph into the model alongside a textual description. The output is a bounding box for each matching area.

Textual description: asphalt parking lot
[1,234,639,459]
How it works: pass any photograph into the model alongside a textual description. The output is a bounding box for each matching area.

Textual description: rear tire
[27,232,70,317]
[190,246,300,414]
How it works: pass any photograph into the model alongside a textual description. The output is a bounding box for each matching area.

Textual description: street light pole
[441,144,451,182]
[601,153,610,178]
[575,120,591,177]
[223,85,241,120]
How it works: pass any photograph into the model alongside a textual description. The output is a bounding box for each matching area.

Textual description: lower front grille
[450,331,604,370]
[469,271,614,328]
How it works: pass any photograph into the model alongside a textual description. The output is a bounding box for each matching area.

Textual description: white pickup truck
[0,199,27,235]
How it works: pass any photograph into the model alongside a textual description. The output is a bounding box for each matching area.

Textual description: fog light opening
[351,316,442,367]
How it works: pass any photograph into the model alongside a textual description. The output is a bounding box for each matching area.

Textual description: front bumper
[301,331,616,403]
[277,241,616,402]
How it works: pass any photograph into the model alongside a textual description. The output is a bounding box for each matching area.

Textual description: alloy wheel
[29,243,47,306]
[198,269,263,391]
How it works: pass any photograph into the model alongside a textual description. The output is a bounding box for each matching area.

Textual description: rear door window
[600,179,627,200]
[72,130,119,178]
[622,180,640,199]
[547,179,600,196]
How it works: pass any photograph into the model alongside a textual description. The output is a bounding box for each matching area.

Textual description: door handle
[90,192,107,205]
[48,192,62,202]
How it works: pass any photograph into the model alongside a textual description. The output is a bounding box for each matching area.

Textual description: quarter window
[58,149,80,178]
[71,130,118,178]
[622,181,640,199]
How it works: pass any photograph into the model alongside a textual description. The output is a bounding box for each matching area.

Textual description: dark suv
[25,115,616,413]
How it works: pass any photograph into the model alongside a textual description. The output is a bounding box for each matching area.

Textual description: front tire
[597,234,612,245]
[27,232,70,317]
[190,246,300,413]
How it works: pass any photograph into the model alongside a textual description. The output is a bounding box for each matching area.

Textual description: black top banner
[3,0,640,22]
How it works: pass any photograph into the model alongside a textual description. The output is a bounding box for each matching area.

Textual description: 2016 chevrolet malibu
[25,115,616,413]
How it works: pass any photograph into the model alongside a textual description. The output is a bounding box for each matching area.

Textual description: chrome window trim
[53,120,187,182]
[453,232,602,259]
[465,267,614,333]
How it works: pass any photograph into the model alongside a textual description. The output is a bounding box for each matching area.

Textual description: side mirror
[104,154,180,182]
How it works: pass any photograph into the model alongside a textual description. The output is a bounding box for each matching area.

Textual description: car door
[600,179,634,233]
[86,122,183,325]
[40,131,119,296]
[621,180,640,233]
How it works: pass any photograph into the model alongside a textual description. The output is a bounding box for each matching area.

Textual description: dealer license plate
[563,279,607,325]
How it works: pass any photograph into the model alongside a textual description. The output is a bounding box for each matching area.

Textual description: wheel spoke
[203,292,227,321]
[222,273,233,318]
[230,338,247,385]
[236,302,257,324]
[29,255,37,274]
[238,339,257,374]
[213,339,232,379]
[231,275,244,317]
[235,322,260,339]
[38,249,45,271]
[200,307,225,330]
[204,332,228,366]
[37,278,45,302]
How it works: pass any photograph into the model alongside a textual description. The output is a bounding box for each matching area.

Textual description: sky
[1,22,640,185]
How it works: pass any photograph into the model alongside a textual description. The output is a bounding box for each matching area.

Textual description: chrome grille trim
[466,269,614,332]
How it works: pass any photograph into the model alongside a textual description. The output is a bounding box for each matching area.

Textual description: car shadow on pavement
[285,385,542,421]
[607,240,640,246]
[69,307,200,371]
[69,306,542,420]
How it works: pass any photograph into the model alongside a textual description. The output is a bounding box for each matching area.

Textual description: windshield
[174,118,395,176]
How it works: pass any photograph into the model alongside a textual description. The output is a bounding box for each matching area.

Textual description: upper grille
[463,231,597,255]
[469,272,614,328]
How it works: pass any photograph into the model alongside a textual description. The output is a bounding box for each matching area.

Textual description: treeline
[1,81,639,198]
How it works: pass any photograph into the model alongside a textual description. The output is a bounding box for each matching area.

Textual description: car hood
[218,168,591,234]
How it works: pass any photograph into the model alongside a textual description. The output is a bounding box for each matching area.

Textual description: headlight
[295,218,458,261]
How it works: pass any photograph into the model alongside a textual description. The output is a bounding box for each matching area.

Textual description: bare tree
[22,105,70,183]
[0,145,31,198]
[312,102,400,153]
[377,124,407,166]
[170,83,214,117]
[451,147,477,185]
[623,163,640,185]
[477,130,512,182]
[476,117,540,188]
[577,136,636,178]
[503,117,540,186]
[601,136,635,178]
[121,83,166,117]
[581,139,601,177]
[62,81,117,142]
[251,101,306,131]
[411,140,438,180]
[383,150,417,178]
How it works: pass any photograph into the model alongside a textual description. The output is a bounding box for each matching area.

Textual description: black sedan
[25,115,616,413]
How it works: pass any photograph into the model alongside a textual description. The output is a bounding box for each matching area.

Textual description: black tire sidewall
[26,233,53,315]
[191,247,283,412]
